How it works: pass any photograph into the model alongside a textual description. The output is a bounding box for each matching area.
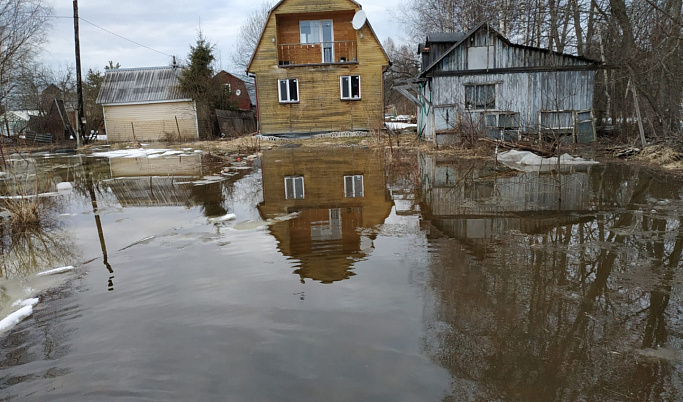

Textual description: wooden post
[631,79,647,147]
[73,0,85,147]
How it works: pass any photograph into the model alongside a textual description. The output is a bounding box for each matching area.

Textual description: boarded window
[278,79,299,103]
[465,84,495,109]
[344,175,364,197]
[285,176,305,199]
[340,76,361,100]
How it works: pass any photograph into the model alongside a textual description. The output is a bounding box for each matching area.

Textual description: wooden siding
[424,26,594,76]
[423,70,595,132]
[109,154,202,177]
[276,10,355,45]
[249,0,389,135]
[103,101,198,142]
[258,147,392,283]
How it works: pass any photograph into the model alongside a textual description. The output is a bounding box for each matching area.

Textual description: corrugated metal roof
[96,67,189,105]
[426,32,466,43]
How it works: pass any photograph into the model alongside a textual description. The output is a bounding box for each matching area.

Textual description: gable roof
[96,66,190,105]
[246,0,389,72]
[419,22,599,77]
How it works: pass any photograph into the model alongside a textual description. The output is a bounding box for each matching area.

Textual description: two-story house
[258,147,393,283]
[247,0,390,136]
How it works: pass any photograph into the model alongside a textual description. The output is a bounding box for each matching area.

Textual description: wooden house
[213,71,253,111]
[246,0,390,136]
[400,23,600,144]
[96,66,199,142]
[258,147,393,283]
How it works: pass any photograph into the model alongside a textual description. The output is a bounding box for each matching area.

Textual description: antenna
[351,10,367,30]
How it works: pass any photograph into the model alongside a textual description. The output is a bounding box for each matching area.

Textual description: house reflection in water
[104,154,227,216]
[259,147,393,283]
[419,154,595,259]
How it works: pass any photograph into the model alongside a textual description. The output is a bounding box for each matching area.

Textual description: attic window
[465,84,495,110]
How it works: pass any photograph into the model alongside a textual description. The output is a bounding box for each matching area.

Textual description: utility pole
[73,0,85,148]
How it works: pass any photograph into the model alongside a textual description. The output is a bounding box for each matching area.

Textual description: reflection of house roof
[267,207,375,283]
[96,66,189,105]
[105,177,194,207]
[258,147,393,283]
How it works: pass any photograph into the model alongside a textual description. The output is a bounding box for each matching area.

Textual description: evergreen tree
[179,33,228,138]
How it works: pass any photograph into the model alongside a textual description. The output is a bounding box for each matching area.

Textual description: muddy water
[0,147,682,401]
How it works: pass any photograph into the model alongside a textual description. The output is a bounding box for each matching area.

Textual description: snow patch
[37,266,75,277]
[498,150,599,172]
[91,148,197,159]
[11,298,39,308]
[0,305,34,332]
[208,213,237,223]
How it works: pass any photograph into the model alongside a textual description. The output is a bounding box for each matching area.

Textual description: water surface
[1,147,682,401]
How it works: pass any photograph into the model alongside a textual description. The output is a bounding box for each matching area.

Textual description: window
[344,175,364,198]
[340,76,361,100]
[465,84,495,109]
[285,176,305,199]
[278,79,299,103]
[300,20,334,63]
[311,209,343,242]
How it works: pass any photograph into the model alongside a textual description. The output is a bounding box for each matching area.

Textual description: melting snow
[37,266,75,277]
[0,304,36,332]
[91,149,200,159]
[209,213,237,223]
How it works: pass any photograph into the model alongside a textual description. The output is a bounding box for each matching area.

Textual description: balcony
[278,41,358,67]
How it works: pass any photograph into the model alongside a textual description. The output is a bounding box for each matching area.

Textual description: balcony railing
[278,41,358,66]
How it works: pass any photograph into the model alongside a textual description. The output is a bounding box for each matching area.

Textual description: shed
[399,22,600,144]
[96,66,199,142]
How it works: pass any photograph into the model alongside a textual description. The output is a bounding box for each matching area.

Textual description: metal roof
[96,67,189,105]
[426,32,466,43]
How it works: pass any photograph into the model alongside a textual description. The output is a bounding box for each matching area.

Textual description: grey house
[401,22,600,144]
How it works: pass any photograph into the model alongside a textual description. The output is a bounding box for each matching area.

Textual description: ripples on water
[0,147,682,400]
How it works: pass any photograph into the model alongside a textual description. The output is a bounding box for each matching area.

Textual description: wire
[51,15,173,58]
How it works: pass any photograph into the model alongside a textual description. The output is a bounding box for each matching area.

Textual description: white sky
[44,0,405,76]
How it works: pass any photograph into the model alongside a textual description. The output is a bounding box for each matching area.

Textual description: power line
[51,15,173,58]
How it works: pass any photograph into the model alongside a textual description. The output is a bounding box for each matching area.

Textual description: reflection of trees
[425,164,683,400]
[0,225,78,280]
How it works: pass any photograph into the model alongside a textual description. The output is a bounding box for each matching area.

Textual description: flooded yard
[1,146,682,400]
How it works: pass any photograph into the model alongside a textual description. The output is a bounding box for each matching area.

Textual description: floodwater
[1,146,682,401]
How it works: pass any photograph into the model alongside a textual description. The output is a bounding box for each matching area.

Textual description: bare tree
[383,38,421,115]
[0,0,51,118]
[232,1,272,73]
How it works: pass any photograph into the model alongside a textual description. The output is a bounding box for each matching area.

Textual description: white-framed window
[311,208,343,242]
[285,175,305,199]
[300,20,334,63]
[340,75,361,100]
[278,78,299,103]
[344,175,364,198]
[465,84,495,109]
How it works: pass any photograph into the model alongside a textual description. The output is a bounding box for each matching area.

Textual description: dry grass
[635,144,683,169]
[1,160,52,230]
[2,197,44,228]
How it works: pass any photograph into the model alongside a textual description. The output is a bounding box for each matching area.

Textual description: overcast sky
[44,0,405,76]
